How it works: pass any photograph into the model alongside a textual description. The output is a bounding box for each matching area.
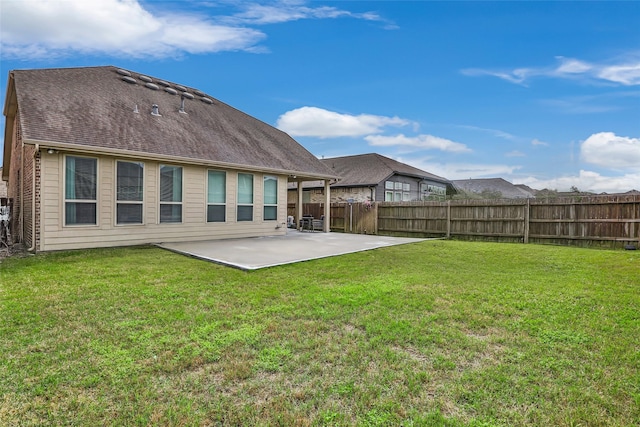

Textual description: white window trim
[207,169,226,223]
[63,154,98,227]
[159,164,183,224]
[115,160,145,226]
[237,172,254,222]
[263,175,278,221]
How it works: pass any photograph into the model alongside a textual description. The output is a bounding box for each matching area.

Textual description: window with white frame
[237,173,253,221]
[207,170,226,222]
[263,176,277,221]
[65,155,97,225]
[159,165,182,223]
[116,161,144,224]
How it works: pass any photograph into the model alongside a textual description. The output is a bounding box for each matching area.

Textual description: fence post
[446,200,451,238]
[524,198,530,244]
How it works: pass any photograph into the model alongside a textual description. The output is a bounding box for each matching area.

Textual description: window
[385,181,394,190]
[403,183,410,192]
[402,192,411,201]
[159,165,182,223]
[385,191,393,202]
[237,173,253,221]
[394,182,402,190]
[65,156,97,225]
[394,191,402,201]
[207,170,226,222]
[116,161,143,224]
[263,176,278,221]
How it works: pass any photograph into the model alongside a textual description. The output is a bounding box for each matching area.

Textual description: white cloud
[276,107,411,138]
[458,125,518,141]
[365,134,471,153]
[505,151,525,158]
[462,54,640,86]
[412,162,521,180]
[0,0,389,59]
[531,138,549,147]
[517,170,640,193]
[0,0,266,58]
[581,132,640,170]
[229,3,385,25]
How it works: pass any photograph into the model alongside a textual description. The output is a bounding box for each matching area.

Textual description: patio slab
[157,230,430,270]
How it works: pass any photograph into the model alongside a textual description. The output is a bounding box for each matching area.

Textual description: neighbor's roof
[295,153,450,188]
[453,178,536,198]
[3,66,336,180]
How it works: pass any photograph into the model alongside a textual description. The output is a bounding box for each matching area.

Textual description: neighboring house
[453,178,536,199]
[2,66,336,252]
[288,153,452,203]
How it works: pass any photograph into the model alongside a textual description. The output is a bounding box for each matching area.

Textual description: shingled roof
[453,178,536,198]
[322,153,449,187]
[3,66,336,180]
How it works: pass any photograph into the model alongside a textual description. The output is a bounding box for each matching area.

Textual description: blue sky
[1,0,639,192]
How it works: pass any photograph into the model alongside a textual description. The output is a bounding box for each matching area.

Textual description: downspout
[27,143,39,252]
[20,140,24,245]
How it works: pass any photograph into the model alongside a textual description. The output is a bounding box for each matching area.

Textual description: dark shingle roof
[453,178,535,198]
[9,66,335,178]
[321,153,449,187]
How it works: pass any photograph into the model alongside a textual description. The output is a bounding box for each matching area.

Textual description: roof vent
[194,90,205,97]
[151,104,161,116]
[174,84,187,92]
[156,80,171,87]
[133,104,139,114]
[121,76,137,84]
[145,82,159,90]
[116,69,132,76]
[139,75,153,83]
[201,97,213,104]
[182,92,195,100]
[164,87,178,95]
[179,97,187,114]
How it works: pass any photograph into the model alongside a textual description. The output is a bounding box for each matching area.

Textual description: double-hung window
[237,173,253,221]
[116,161,144,224]
[65,156,97,225]
[159,165,182,223]
[263,176,277,221]
[207,170,226,222]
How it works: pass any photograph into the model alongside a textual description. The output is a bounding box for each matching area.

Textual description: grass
[1,240,639,426]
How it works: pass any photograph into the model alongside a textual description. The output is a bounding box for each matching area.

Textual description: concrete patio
[157,230,430,270]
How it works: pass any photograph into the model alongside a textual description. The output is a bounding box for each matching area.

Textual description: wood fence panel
[290,195,640,248]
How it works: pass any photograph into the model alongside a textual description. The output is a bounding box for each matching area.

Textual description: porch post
[297,179,303,231]
[324,180,331,232]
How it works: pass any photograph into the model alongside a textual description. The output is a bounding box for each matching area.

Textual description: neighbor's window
[207,170,226,222]
[263,176,278,221]
[65,155,97,225]
[385,181,394,190]
[385,191,393,202]
[237,173,253,221]
[159,165,182,223]
[116,161,144,224]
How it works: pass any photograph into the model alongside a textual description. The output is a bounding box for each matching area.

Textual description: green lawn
[1,241,638,426]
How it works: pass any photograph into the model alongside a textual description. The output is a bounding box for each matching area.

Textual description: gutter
[23,138,339,182]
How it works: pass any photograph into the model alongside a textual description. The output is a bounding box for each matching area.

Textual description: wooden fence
[290,194,640,249]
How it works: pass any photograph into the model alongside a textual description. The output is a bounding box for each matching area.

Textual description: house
[2,66,337,252]
[453,178,536,199]
[288,153,452,203]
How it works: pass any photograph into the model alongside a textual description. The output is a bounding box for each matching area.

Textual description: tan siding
[184,166,205,223]
[39,154,287,251]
